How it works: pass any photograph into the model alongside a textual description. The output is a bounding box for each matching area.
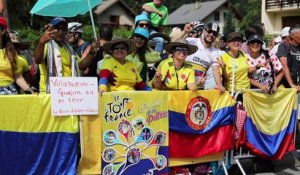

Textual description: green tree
[223,11,236,37]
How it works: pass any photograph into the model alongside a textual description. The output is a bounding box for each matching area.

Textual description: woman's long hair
[2,31,17,70]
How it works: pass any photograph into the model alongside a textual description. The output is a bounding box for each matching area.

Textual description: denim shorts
[0,83,18,95]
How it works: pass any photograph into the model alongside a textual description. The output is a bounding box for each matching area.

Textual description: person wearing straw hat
[213,32,257,97]
[98,37,152,94]
[0,17,34,95]
[152,38,202,90]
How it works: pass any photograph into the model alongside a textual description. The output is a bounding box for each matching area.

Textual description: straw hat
[103,37,136,54]
[164,38,198,55]
[9,30,31,50]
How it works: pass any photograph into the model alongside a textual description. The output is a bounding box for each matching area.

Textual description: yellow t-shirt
[39,44,81,93]
[0,49,22,87]
[99,56,143,91]
[18,55,30,73]
[221,52,250,92]
[157,57,195,90]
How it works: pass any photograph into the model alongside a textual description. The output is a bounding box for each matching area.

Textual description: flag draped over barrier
[0,95,78,175]
[242,89,297,160]
[168,90,236,158]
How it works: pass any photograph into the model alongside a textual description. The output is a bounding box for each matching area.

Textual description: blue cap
[134,14,150,27]
[50,17,67,27]
[134,27,149,39]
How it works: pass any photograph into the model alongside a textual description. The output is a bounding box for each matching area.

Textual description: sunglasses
[206,30,218,37]
[138,23,149,28]
[112,46,128,51]
[175,47,189,54]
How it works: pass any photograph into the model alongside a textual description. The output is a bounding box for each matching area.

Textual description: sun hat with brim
[247,34,264,44]
[9,30,31,50]
[227,32,244,42]
[165,38,198,55]
[103,37,136,54]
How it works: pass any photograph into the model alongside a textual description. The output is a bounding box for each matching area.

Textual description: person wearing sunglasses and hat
[127,28,160,82]
[184,23,221,89]
[0,17,35,95]
[246,34,283,94]
[152,38,202,90]
[213,32,257,96]
[98,38,151,94]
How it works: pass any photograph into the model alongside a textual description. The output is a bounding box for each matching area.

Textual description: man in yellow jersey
[34,17,81,93]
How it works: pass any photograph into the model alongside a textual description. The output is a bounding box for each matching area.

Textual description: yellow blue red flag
[242,89,297,160]
[168,90,236,158]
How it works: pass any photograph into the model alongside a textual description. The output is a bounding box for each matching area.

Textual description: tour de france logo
[185,96,212,130]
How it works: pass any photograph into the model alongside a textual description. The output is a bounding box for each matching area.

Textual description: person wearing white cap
[67,22,90,58]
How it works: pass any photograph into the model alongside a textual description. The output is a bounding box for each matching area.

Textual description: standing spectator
[9,30,36,91]
[67,22,90,57]
[98,38,151,94]
[246,34,283,94]
[152,38,201,90]
[276,26,300,90]
[79,25,113,77]
[185,23,221,89]
[0,17,34,95]
[142,0,168,53]
[34,17,81,93]
[270,27,290,54]
[213,32,256,96]
[134,14,150,29]
[127,27,160,82]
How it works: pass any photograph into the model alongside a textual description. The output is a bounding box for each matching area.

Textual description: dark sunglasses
[138,23,149,28]
[175,47,189,54]
[112,46,128,51]
[206,30,218,37]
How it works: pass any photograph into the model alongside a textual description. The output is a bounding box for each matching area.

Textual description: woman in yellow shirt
[98,38,151,94]
[0,17,33,95]
[152,38,202,90]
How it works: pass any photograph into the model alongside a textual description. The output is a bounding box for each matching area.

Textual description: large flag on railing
[168,90,236,158]
[243,89,297,160]
[0,95,78,175]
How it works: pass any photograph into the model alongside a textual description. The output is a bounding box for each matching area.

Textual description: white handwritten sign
[50,77,98,116]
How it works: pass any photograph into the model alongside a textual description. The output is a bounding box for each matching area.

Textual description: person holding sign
[98,37,151,94]
[151,38,202,90]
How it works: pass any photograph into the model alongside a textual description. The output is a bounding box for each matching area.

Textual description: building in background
[167,0,242,35]
[94,0,136,28]
[262,0,300,35]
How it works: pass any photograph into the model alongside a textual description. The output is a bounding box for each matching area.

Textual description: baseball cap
[274,36,282,44]
[204,23,220,33]
[281,27,290,37]
[0,17,7,29]
[50,17,67,27]
[134,27,149,39]
[227,32,244,42]
[247,34,263,44]
[134,14,150,27]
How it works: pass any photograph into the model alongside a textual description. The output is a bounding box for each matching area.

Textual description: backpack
[30,62,40,91]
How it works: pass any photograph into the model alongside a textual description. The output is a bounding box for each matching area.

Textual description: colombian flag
[168,90,235,158]
[242,89,297,160]
[0,95,78,174]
